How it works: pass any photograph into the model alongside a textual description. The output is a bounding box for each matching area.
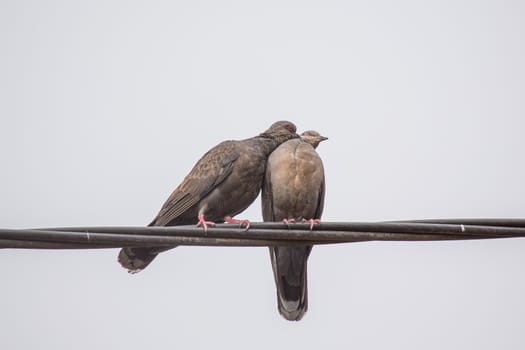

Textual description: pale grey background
[1,0,524,349]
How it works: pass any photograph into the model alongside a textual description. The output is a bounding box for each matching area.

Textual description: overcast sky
[1,1,525,349]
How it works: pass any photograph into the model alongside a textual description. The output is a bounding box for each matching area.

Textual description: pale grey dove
[262,130,327,321]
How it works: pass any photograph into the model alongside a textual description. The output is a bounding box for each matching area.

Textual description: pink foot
[196,214,216,233]
[302,218,321,230]
[224,216,251,231]
[282,218,296,225]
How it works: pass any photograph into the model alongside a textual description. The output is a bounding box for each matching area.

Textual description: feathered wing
[118,141,240,273]
[151,141,240,226]
[314,164,326,220]
[261,159,275,222]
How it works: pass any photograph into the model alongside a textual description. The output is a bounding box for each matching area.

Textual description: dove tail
[118,218,180,273]
[269,245,312,321]
[117,247,164,273]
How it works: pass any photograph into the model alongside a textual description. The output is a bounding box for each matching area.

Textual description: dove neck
[250,136,283,155]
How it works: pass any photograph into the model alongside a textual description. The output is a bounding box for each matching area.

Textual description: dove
[118,121,299,273]
[262,130,327,321]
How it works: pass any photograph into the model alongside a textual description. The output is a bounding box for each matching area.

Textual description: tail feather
[118,246,174,273]
[269,245,312,321]
[118,219,178,273]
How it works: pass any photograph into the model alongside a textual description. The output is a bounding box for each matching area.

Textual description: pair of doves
[118,121,327,321]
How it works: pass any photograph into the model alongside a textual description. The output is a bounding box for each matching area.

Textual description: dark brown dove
[118,121,299,273]
[262,130,327,321]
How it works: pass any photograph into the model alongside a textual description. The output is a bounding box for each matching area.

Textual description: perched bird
[118,121,299,273]
[262,130,327,321]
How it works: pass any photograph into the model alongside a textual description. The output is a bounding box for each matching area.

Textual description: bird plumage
[118,121,299,273]
[262,130,327,321]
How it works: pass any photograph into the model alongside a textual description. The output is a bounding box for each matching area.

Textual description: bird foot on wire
[302,218,321,230]
[196,214,216,233]
[224,216,251,231]
[282,218,296,227]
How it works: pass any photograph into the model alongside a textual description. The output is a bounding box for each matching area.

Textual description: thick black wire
[1,219,524,249]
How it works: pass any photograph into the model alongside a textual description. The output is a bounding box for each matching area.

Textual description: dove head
[301,130,328,149]
[260,120,299,143]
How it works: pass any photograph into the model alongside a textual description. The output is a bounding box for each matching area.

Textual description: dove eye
[284,123,296,133]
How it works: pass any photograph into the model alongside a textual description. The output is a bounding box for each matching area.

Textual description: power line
[1,219,524,250]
